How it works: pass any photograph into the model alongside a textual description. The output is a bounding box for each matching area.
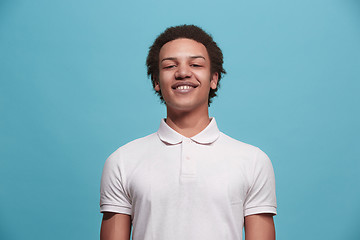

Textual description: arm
[100,212,132,240]
[244,213,275,240]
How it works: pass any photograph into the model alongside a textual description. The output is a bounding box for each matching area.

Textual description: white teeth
[177,85,192,90]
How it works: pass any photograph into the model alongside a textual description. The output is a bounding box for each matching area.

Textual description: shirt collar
[157,117,220,145]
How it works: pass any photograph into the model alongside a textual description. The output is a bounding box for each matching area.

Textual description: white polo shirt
[100,118,276,240]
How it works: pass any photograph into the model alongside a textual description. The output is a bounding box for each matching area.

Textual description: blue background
[1,0,359,239]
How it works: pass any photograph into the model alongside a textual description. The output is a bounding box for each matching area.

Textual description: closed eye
[190,64,202,67]
[163,65,176,69]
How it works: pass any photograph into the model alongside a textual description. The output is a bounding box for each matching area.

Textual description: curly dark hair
[146,24,226,106]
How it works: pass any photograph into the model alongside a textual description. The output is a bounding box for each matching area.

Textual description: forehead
[159,38,209,60]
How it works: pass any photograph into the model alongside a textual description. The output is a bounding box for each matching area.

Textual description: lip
[171,82,199,89]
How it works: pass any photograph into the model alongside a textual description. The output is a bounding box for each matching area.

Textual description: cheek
[195,70,211,80]
[158,73,172,87]
[195,74,212,90]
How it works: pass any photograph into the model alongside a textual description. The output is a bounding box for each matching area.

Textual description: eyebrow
[161,55,206,62]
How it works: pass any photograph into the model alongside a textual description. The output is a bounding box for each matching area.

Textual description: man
[100,24,277,240]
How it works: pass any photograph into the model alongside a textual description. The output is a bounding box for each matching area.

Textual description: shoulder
[216,132,273,171]
[217,132,264,157]
[105,132,159,165]
[120,132,159,153]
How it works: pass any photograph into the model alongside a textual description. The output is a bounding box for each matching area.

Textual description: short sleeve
[100,149,132,215]
[244,148,277,216]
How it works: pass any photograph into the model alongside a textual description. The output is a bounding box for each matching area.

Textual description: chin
[166,101,207,112]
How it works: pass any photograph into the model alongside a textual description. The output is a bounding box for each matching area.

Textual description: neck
[165,106,211,138]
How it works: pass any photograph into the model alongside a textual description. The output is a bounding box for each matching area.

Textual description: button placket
[180,138,197,177]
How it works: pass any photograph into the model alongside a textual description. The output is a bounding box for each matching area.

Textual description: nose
[175,64,192,80]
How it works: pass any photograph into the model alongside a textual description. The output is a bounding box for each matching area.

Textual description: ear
[210,72,219,90]
[154,80,160,92]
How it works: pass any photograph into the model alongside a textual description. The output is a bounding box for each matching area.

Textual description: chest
[127,144,251,207]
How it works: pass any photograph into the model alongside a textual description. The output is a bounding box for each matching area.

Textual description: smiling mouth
[176,85,194,90]
[172,83,198,90]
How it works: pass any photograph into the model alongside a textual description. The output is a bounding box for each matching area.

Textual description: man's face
[155,38,218,112]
